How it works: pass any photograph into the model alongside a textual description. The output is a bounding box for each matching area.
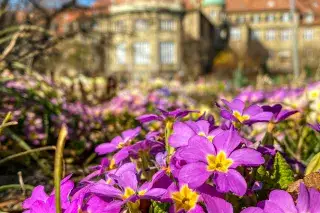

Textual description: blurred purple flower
[241,183,320,213]
[262,104,298,123]
[220,99,273,125]
[95,127,141,155]
[137,108,196,123]
[308,123,320,132]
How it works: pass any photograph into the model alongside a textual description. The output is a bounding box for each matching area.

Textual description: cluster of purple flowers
[23,98,320,213]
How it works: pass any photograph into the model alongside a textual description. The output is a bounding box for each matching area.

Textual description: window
[160,42,175,64]
[281,13,291,22]
[230,27,241,41]
[252,14,260,23]
[236,15,245,24]
[135,19,148,31]
[134,42,151,65]
[116,43,126,65]
[266,14,275,22]
[266,29,276,40]
[114,20,125,32]
[251,30,262,40]
[305,13,314,23]
[160,20,175,31]
[210,10,219,19]
[281,29,291,41]
[304,29,314,40]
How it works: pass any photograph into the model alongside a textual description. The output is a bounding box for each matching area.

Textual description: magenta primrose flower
[220,99,273,125]
[241,183,320,213]
[137,108,196,123]
[178,129,265,196]
[309,122,320,132]
[95,127,141,155]
[23,175,74,213]
[89,170,167,210]
[163,182,232,213]
[169,120,224,148]
[262,104,298,123]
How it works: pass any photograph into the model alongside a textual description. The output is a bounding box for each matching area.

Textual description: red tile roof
[225,0,320,13]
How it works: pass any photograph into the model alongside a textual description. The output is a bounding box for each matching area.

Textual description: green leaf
[261,132,275,146]
[271,152,295,189]
[305,152,320,175]
[149,201,169,213]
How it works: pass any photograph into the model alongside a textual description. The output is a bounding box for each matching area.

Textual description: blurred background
[1,1,320,211]
[2,0,320,83]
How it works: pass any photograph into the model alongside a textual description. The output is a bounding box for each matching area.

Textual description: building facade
[90,0,320,78]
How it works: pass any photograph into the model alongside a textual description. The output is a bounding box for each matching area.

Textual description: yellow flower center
[198,132,214,142]
[117,142,126,149]
[162,166,171,175]
[122,187,136,200]
[233,111,250,123]
[109,158,116,170]
[206,151,233,173]
[138,190,147,196]
[309,90,319,100]
[171,185,199,212]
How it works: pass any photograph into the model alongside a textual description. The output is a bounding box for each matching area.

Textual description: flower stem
[165,120,174,163]
[0,184,34,192]
[0,146,56,165]
[54,125,68,213]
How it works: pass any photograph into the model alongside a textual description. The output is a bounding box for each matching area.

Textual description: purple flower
[178,129,265,196]
[241,183,320,213]
[23,175,74,213]
[89,170,167,210]
[262,104,298,123]
[95,127,141,155]
[165,183,233,213]
[309,122,320,132]
[220,99,273,125]
[137,108,196,123]
[169,120,224,148]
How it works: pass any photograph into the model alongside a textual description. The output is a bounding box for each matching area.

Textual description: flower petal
[260,201,286,213]
[137,114,161,123]
[215,169,247,196]
[178,162,211,188]
[229,148,265,168]
[222,99,245,113]
[213,128,242,156]
[169,122,196,148]
[142,188,167,200]
[268,190,297,213]
[240,207,264,213]
[89,182,123,199]
[309,187,320,213]
[203,194,233,213]
[121,127,141,141]
[220,110,236,121]
[189,204,205,213]
[296,183,310,213]
[95,143,117,155]
[178,135,215,163]
[243,104,263,116]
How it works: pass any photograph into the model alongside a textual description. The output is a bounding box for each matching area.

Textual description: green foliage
[261,132,275,146]
[149,201,170,213]
[256,152,294,191]
[305,152,320,175]
[271,152,295,189]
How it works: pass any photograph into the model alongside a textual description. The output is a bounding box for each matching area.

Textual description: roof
[225,0,320,13]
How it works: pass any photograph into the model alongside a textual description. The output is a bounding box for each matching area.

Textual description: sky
[9,0,97,8]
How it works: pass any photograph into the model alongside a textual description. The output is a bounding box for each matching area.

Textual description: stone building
[69,0,320,78]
